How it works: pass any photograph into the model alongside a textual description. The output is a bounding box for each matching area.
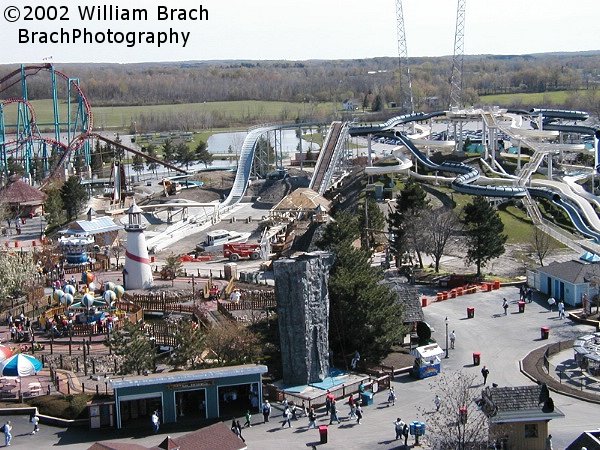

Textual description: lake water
[207,129,319,154]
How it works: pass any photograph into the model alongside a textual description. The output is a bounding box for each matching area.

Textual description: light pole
[445,316,449,358]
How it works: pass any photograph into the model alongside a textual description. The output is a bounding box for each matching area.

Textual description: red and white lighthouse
[123,200,153,289]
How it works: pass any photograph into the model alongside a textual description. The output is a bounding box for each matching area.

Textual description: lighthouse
[123,200,153,289]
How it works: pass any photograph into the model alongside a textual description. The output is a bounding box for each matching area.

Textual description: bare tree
[111,239,125,269]
[424,208,462,273]
[418,372,490,449]
[529,227,555,267]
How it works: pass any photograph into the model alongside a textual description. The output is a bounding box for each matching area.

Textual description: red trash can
[493,280,500,290]
[467,307,475,319]
[319,425,328,444]
[518,301,525,313]
[541,326,550,340]
[472,352,481,366]
[421,297,428,307]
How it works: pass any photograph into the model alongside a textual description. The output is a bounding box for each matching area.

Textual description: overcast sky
[1,0,598,64]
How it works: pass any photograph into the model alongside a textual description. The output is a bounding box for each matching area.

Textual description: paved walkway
[4,285,593,449]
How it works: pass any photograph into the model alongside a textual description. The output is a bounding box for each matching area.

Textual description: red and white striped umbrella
[0,345,14,363]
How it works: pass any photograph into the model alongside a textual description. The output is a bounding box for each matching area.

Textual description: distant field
[3,99,337,130]
[479,90,584,106]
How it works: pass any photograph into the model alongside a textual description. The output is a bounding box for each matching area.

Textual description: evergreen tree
[145,144,159,177]
[372,94,385,111]
[318,212,405,366]
[44,188,64,228]
[131,153,144,179]
[114,133,124,160]
[176,142,196,169]
[60,176,88,220]
[387,179,430,266]
[107,322,156,375]
[162,139,176,164]
[91,140,103,174]
[359,196,386,249]
[170,320,205,370]
[195,141,213,168]
[462,196,507,277]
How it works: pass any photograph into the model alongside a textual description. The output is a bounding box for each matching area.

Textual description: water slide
[309,121,344,193]
[528,187,600,243]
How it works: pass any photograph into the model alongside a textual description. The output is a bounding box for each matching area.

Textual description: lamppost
[445,316,449,359]
[39,215,45,240]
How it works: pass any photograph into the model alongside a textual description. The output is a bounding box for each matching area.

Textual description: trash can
[361,391,374,406]
[318,425,328,444]
[486,283,493,292]
[467,307,475,319]
[518,301,525,313]
[541,326,550,340]
[472,352,481,366]
[421,297,428,307]
[493,280,501,290]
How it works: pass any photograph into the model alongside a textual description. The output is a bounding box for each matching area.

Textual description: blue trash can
[361,391,374,406]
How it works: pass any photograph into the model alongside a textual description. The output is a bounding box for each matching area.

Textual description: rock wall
[274,251,333,386]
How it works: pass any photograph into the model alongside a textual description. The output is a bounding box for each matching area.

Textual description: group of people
[8,313,32,343]
[519,285,534,303]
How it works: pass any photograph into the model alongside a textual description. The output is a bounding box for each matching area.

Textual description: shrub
[27,394,91,420]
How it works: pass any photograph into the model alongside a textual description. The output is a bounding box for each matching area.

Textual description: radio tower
[395,0,414,113]
[449,0,466,109]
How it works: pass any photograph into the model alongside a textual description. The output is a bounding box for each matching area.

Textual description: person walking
[235,420,245,443]
[387,387,396,406]
[348,394,356,419]
[545,433,553,450]
[31,414,40,434]
[481,366,490,385]
[548,297,556,312]
[325,390,334,415]
[262,400,272,423]
[307,407,317,429]
[355,404,363,424]
[281,406,292,428]
[394,418,405,440]
[329,400,341,424]
[434,394,441,411]
[558,301,565,319]
[151,410,160,434]
[402,422,410,447]
[244,409,252,428]
[449,330,456,349]
[3,421,12,446]
[502,298,509,315]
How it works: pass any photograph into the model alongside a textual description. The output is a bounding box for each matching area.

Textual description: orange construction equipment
[223,243,261,262]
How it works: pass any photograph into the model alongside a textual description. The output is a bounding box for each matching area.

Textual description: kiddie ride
[411,344,444,379]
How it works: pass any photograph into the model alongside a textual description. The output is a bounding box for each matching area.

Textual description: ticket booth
[411,344,444,379]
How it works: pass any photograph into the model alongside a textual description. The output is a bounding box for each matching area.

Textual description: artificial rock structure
[274,251,333,386]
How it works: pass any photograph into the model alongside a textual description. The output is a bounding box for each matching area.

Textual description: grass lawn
[497,204,534,244]
[479,90,585,106]
[4,99,337,130]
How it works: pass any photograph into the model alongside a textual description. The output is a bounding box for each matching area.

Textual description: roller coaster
[0,64,185,185]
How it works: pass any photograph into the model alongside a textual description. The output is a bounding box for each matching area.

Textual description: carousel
[58,233,95,265]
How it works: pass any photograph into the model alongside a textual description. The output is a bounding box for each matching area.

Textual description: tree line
[2,51,599,114]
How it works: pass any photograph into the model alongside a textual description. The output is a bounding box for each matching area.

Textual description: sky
[0,0,598,64]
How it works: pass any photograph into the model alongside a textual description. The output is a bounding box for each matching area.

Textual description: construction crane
[395,0,414,113]
[449,0,466,109]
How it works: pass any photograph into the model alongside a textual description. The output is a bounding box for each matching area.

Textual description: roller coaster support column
[50,65,60,143]
[547,154,553,181]
[19,65,34,175]
[0,104,6,173]
[516,139,522,171]
[482,120,488,160]
[367,135,373,167]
